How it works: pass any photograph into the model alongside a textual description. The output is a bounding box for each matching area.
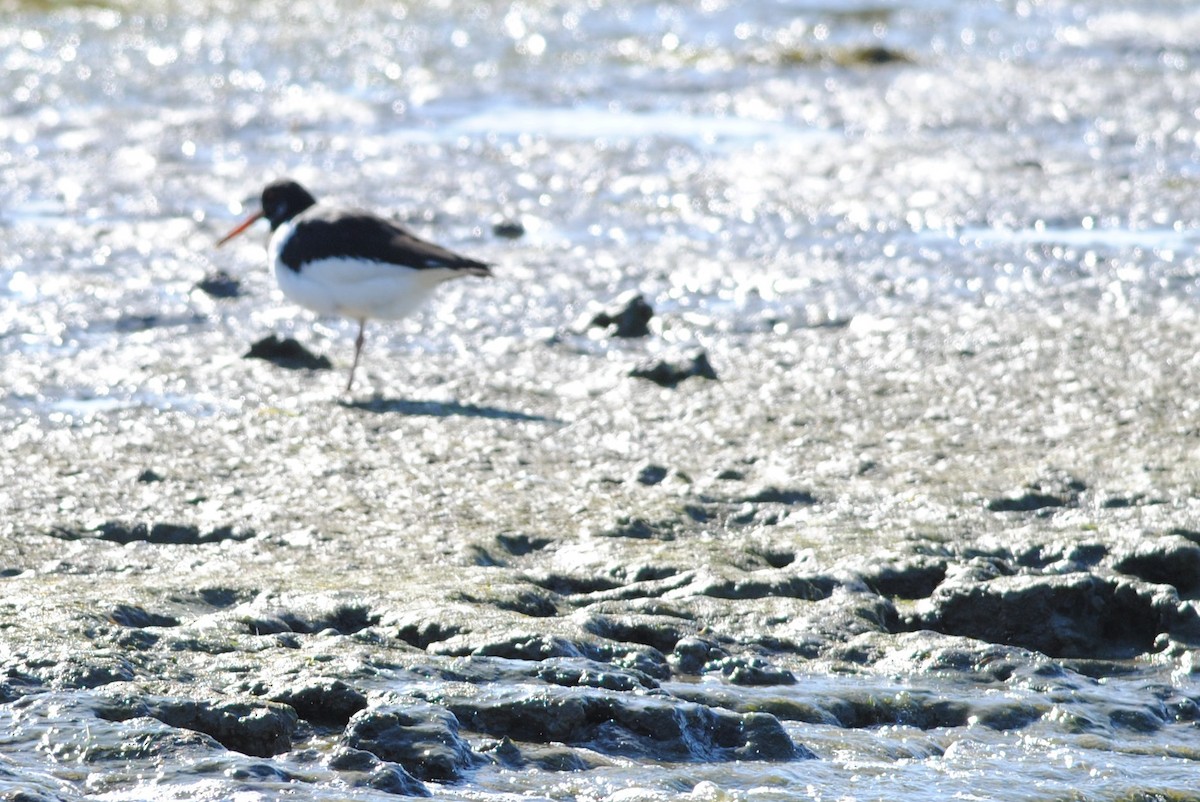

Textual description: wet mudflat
[3,1,1200,800]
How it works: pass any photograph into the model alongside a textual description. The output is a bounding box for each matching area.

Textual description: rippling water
[3,0,1200,799]
[7,0,1200,336]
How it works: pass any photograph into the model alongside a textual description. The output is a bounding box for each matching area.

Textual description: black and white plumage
[218,179,492,392]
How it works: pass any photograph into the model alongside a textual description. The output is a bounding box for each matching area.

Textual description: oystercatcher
[217,178,493,392]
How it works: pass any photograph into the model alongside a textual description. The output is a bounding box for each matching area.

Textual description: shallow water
[3,0,1200,800]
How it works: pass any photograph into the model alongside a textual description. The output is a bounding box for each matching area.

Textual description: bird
[217,178,493,393]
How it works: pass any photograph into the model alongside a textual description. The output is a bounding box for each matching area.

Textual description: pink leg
[345,319,366,393]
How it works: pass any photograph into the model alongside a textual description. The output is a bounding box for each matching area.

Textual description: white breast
[267,222,449,321]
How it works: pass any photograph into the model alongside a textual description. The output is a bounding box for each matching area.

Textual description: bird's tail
[458,260,494,279]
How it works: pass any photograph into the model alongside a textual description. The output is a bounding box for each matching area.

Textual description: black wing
[279,207,492,277]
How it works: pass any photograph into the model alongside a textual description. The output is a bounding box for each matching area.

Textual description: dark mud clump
[194,270,243,299]
[244,335,333,370]
[630,349,718,387]
[587,291,655,338]
[491,218,526,240]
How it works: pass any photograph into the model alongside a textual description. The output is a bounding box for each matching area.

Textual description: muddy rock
[430,631,587,661]
[480,737,599,771]
[30,653,138,690]
[580,611,689,654]
[707,655,797,686]
[341,703,485,782]
[820,689,973,730]
[268,679,369,726]
[327,747,430,797]
[860,557,948,599]
[916,573,1196,658]
[534,657,660,692]
[686,568,838,602]
[94,694,299,758]
[1013,540,1108,572]
[1112,535,1200,597]
[10,692,231,768]
[444,686,807,762]
[669,637,729,674]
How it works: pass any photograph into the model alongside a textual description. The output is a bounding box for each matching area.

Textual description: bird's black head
[261,179,318,229]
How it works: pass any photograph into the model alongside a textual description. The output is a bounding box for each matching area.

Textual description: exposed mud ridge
[0,556,1196,791]
[48,522,256,545]
[7,507,1200,790]
[916,574,1192,659]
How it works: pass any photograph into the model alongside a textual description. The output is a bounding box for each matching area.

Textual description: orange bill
[216,209,264,247]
